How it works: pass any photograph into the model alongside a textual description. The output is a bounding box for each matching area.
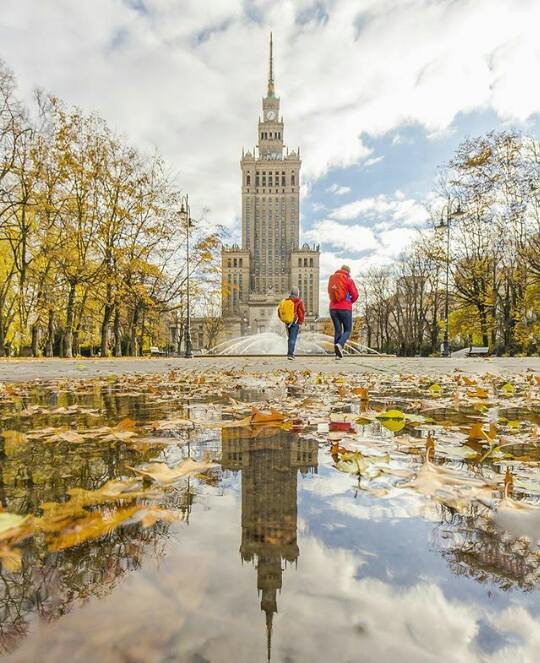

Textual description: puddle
[0,372,538,662]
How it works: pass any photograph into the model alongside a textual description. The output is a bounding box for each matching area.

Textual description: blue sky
[1,0,540,285]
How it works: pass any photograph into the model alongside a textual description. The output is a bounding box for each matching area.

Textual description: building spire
[266,610,273,662]
[267,32,275,97]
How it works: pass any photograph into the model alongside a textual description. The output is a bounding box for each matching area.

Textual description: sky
[2,0,540,292]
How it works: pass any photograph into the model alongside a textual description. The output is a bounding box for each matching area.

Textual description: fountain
[209,327,380,356]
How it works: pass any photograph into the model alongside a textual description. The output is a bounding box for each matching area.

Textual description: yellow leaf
[0,545,22,572]
[376,409,406,433]
[467,387,489,399]
[428,383,442,397]
[48,506,140,552]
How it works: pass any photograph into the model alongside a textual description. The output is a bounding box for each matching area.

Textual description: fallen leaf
[0,512,31,539]
[429,383,442,397]
[129,457,219,484]
[47,506,141,551]
[353,387,369,400]
[0,545,22,572]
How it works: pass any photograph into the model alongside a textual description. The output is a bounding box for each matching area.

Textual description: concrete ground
[0,355,538,382]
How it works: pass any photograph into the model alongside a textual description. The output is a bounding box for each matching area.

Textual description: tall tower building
[222,34,320,337]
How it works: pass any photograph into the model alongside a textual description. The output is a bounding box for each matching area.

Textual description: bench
[466,346,489,357]
[149,346,165,356]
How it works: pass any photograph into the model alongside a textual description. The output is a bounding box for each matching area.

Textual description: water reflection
[221,428,318,660]
[0,384,538,661]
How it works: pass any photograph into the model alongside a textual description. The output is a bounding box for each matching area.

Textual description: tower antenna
[268,32,275,97]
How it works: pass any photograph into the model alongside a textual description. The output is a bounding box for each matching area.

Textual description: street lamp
[437,199,464,357]
[180,195,193,359]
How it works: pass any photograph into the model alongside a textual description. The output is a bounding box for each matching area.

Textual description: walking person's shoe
[335,343,344,358]
[287,355,295,360]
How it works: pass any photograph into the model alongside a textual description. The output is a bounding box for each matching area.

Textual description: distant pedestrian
[277,287,305,360]
[328,265,358,359]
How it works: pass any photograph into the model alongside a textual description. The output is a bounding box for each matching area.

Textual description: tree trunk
[113,304,122,357]
[73,329,80,356]
[138,311,146,357]
[478,305,489,347]
[45,309,55,357]
[0,317,5,358]
[31,324,40,357]
[100,284,113,357]
[128,306,140,357]
[64,282,77,358]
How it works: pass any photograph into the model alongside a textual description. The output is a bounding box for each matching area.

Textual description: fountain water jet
[209,330,380,356]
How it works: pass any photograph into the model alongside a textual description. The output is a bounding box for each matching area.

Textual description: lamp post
[180,195,193,359]
[437,200,464,357]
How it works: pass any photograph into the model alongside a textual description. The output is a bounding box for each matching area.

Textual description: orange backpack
[328,272,347,303]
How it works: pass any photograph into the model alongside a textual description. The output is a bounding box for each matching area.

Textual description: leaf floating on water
[428,383,442,397]
[467,387,490,399]
[129,457,219,484]
[501,382,515,396]
[53,429,86,444]
[352,387,369,401]
[135,507,184,528]
[114,417,136,431]
[468,422,494,442]
[400,461,496,512]
[220,407,288,429]
[0,545,22,572]
[376,409,406,433]
[47,506,141,552]
[492,498,540,549]
[334,451,390,475]
[0,512,31,539]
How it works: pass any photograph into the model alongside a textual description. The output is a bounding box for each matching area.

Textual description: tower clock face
[266,110,276,120]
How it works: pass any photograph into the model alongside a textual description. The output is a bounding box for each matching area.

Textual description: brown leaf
[352,387,369,400]
[47,506,141,552]
[114,417,136,431]
[129,457,219,484]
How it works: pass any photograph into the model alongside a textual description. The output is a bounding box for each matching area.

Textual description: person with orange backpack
[277,287,305,360]
[328,265,358,359]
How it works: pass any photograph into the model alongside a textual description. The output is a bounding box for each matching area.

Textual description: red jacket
[289,296,305,324]
[329,270,359,311]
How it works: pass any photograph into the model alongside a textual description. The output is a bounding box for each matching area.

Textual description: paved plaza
[1,355,538,382]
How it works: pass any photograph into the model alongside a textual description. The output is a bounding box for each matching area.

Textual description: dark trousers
[330,309,352,347]
[287,323,299,356]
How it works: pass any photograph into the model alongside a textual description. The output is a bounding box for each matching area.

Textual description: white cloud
[329,192,429,228]
[327,183,352,195]
[305,219,379,253]
[1,0,539,232]
[363,155,384,167]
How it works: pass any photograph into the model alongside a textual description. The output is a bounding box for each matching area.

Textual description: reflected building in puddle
[221,428,318,660]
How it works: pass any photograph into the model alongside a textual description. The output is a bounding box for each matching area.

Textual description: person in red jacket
[328,265,358,359]
[280,287,305,360]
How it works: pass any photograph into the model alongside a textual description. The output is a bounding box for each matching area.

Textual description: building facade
[222,35,320,338]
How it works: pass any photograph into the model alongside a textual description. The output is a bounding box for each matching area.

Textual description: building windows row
[226,258,244,268]
[261,131,281,140]
[250,171,296,187]
[298,257,314,267]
